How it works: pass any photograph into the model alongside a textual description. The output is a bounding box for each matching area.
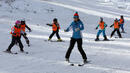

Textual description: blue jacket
[66,20,84,39]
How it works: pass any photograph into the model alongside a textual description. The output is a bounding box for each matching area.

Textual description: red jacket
[10,26,21,37]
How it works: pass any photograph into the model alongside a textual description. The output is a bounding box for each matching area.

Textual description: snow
[0,0,130,73]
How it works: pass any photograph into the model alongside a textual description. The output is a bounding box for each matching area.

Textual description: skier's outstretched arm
[25,25,32,32]
[64,23,72,32]
[110,24,114,27]
[46,23,53,26]
[96,24,99,30]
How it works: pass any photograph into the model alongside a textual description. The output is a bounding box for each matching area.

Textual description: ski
[95,39,114,41]
[50,40,65,42]
[121,31,127,33]
[19,51,29,54]
[44,40,65,42]
[68,60,91,67]
[3,51,18,54]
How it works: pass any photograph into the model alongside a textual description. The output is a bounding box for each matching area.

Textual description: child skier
[119,15,125,33]
[110,18,122,38]
[5,20,25,53]
[64,12,87,64]
[47,18,62,41]
[20,19,32,46]
[95,17,108,41]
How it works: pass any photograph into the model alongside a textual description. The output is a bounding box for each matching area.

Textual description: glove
[96,27,98,30]
[75,28,80,32]
[64,29,67,32]
[12,33,16,35]
[29,29,32,32]
[110,25,113,28]
[46,24,50,26]
[24,33,27,36]
[105,25,107,27]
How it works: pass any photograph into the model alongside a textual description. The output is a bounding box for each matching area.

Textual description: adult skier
[64,12,87,64]
[47,18,62,41]
[95,17,108,41]
[119,15,125,33]
[110,18,122,38]
[20,19,31,46]
[5,20,25,53]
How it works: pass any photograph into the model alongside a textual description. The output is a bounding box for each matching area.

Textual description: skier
[20,19,32,46]
[47,18,62,41]
[95,17,108,41]
[5,20,25,53]
[119,15,125,33]
[110,18,122,38]
[64,12,87,64]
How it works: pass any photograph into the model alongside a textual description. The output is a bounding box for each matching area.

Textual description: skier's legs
[97,30,102,37]
[77,39,87,60]
[17,37,24,51]
[7,36,16,51]
[49,31,56,39]
[120,24,124,32]
[102,30,108,40]
[22,34,30,45]
[56,31,61,39]
[111,29,116,37]
[95,30,102,40]
[65,38,76,59]
[102,30,106,37]
[117,29,122,38]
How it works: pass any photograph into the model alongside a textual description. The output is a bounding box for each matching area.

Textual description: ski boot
[4,49,12,53]
[103,35,109,41]
[26,39,30,47]
[48,38,51,41]
[95,37,99,41]
[65,58,70,63]
[57,39,62,42]
[121,29,125,33]
[83,59,88,64]
[95,36,100,41]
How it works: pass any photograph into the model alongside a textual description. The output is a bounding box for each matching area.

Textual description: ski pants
[111,28,122,38]
[49,30,61,39]
[97,30,106,37]
[65,38,87,60]
[21,33,30,45]
[120,24,124,31]
[7,36,24,51]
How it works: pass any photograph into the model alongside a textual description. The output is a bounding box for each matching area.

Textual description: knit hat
[73,12,79,18]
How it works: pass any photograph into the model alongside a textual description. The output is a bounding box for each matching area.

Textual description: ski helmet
[15,20,21,25]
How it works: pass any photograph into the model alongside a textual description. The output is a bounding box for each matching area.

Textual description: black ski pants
[7,36,24,51]
[65,38,87,60]
[21,33,30,45]
[111,28,122,38]
[49,30,61,39]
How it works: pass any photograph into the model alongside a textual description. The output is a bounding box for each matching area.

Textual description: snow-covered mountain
[0,0,130,73]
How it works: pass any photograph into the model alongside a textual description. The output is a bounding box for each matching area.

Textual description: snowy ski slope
[0,0,130,73]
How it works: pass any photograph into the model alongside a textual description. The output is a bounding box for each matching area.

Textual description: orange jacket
[99,21,105,30]
[52,23,60,31]
[119,19,124,24]
[10,26,21,37]
[114,21,120,29]
[20,24,26,32]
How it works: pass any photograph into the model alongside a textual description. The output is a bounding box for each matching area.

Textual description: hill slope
[0,0,130,73]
